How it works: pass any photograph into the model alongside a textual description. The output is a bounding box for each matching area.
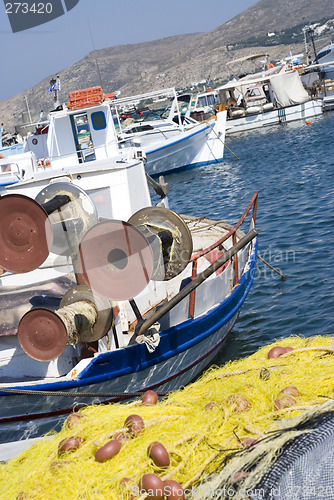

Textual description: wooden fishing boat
[0,154,257,445]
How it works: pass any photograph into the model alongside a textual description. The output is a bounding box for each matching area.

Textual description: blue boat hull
[0,240,257,444]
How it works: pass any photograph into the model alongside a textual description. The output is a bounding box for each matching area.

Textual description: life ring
[267,63,274,70]
[37,159,51,169]
[32,138,38,145]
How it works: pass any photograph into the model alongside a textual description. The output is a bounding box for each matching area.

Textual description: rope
[0,388,169,397]
[216,364,288,379]
[206,120,240,159]
[258,253,286,280]
[281,346,334,356]
[252,401,327,423]
[56,300,97,345]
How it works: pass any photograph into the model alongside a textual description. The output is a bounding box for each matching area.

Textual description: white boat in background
[0,124,24,159]
[110,88,227,175]
[300,41,334,111]
[219,69,323,134]
[304,40,334,82]
[315,40,334,80]
[191,53,324,135]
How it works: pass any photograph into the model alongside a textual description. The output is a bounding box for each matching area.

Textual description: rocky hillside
[1,0,334,132]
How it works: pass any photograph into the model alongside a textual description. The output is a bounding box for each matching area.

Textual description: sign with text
[4,0,80,33]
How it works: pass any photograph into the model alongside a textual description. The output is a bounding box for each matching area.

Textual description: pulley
[18,285,112,361]
[35,182,98,256]
[128,206,193,280]
[60,285,112,342]
[75,220,154,300]
[0,194,53,273]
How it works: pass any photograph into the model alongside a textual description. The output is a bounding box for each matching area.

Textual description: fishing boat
[300,41,334,111]
[111,88,227,175]
[2,86,226,187]
[0,124,24,161]
[1,335,333,492]
[192,54,323,135]
[302,40,334,83]
[0,150,258,445]
[314,40,334,80]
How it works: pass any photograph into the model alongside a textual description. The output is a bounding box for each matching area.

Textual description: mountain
[1,0,334,132]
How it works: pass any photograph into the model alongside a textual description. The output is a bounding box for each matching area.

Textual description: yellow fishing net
[1,335,333,499]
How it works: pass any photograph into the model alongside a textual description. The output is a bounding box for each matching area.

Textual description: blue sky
[0,0,258,100]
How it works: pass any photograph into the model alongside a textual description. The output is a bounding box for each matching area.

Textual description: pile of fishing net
[1,334,333,499]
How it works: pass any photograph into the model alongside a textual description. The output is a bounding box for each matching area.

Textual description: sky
[0,0,258,101]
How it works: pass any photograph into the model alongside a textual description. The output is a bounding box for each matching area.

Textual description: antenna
[24,95,33,124]
[87,20,103,90]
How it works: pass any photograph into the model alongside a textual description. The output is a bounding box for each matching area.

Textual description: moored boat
[0,153,257,445]
[191,55,324,135]
[301,40,334,85]
[300,41,334,111]
[111,88,227,175]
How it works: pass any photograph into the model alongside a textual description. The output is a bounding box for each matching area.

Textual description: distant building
[267,32,275,37]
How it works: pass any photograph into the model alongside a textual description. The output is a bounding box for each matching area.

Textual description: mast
[24,95,33,124]
[307,26,319,65]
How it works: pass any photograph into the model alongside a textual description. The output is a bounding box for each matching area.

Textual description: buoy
[305,120,311,125]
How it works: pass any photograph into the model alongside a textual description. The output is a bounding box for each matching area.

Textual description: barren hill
[1,0,334,132]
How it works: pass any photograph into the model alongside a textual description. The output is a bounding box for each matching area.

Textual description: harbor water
[165,111,334,362]
[2,112,334,443]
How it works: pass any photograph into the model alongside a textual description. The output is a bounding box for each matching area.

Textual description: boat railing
[188,191,258,317]
[137,226,258,335]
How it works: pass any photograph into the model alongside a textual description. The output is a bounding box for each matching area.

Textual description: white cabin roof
[226,53,270,65]
[217,65,283,91]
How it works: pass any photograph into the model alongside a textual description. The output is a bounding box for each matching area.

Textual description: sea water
[2,112,334,442]
[165,111,334,362]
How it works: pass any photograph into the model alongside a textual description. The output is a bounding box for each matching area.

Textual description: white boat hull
[141,112,227,175]
[226,100,323,134]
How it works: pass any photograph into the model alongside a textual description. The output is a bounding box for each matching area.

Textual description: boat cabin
[38,101,120,170]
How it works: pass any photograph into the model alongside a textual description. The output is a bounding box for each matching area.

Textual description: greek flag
[48,78,61,93]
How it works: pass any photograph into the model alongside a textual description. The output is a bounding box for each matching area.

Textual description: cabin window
[246,88,261,97]
[317,49,331,60]
[70,112,96,163]
[1,162,18,173]
[91,111,107,130]
[197,94,217,108]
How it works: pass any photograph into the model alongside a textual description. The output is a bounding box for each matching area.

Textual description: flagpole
[48,76,61,109]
